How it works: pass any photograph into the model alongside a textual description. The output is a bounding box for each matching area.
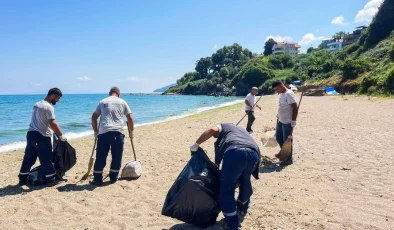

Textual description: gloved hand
[129,132,134,140]
[59,135,67,142]
[190,143,199,152]
[291,121,297,127]
[94,131,98,139]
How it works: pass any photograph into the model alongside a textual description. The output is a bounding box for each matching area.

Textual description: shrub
[259,78,283,95]
[390,43,394,61]
[268,54,294,69]
[336,50,347,60]
[340,59,372,79]
[386,66,394,93]
[346,43,360,54]
[242,65,274,87]
[183,79,215,95]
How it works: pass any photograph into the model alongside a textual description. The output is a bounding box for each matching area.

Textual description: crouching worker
[19,88,67,185]
[91,86,134,185]
[190,123,260,230]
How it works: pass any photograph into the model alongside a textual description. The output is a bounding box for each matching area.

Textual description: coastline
[0,95,393,229]
[0,98,244,154]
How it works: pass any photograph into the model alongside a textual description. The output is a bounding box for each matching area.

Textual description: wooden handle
[236,95,263,126]
[126,121,137,161]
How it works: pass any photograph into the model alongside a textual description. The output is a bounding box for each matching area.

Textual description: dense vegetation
[166,0,394,96]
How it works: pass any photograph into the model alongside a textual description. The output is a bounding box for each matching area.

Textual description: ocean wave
[0,99,243,153]
[67,122,89,128]
[0,141,27,153]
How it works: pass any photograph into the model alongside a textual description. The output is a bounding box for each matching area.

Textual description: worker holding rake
[272,80,299,166]
[90,86,134,185]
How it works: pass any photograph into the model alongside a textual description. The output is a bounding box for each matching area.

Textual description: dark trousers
[93,131,124,182]
[246,110,255,132]
[276,122,293,156]
[19,131,56,181]
[219,148,259,230]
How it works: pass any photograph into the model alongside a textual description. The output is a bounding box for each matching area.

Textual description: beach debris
[121,127,142,180]
[260,155,278,166]
[120,160,142,179]
[341,167,351,171]
[325,175,335,182]
[261,131,278,148]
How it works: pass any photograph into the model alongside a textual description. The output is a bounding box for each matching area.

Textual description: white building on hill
[272,42,301,57]
[327,41,342,51]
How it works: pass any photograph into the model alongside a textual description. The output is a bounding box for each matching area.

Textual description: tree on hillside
[211,43,253,71]
[268,54,294,69]
[177,72,199,85]
[264,38,276,56]
[307,47,315,53]
[195,57,212,79]
[333,31,347,39]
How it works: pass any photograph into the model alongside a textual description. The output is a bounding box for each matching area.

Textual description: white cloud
[299,33,329,46]
[331,16,346,25]
[77,76,92,81]
[213,45,218,50]
[264,35,293,42]
[355,0,383,23]
[30,82,41,86]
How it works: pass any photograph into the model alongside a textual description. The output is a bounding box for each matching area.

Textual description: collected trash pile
[299,85,339,96]
[162,148,221,228]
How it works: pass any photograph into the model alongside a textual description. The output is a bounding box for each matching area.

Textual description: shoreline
[0,98,245,154]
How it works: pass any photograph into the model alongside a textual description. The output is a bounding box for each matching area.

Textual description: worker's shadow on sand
[56,182,109,192]
[0,184,47,198]
[166,217,245,230]
[166,222,223,230]
[259,164,282,174]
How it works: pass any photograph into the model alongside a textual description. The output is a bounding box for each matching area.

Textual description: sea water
[0,94,243,153]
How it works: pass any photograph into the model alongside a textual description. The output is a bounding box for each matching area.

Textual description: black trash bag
[28,166,46,186]
[52,138,77,178]
[162,147,221,228]
[28,138,77,186]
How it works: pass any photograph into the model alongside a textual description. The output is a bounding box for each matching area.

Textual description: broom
[275,92,303,162]
[80,137,97,181]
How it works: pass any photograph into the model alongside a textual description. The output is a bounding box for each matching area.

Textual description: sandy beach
[0,95,393,230]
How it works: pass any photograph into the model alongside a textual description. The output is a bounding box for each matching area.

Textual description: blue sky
[0,0,382,94]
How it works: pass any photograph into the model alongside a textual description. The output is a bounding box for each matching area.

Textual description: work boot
[109,178,118,184]
[237,200,250,216]
[220,221,240,230]
[46,177,60,187]
[18,178,28,186]
[18,175,28,186]
[90,179,103,186]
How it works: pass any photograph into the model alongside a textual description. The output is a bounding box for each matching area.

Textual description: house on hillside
[319,38,336,49]
[272,42,301,57]
[327,40,343,51]
[342,26,368,46]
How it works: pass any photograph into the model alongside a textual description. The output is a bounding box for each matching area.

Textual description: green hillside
[166,0,394,96]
